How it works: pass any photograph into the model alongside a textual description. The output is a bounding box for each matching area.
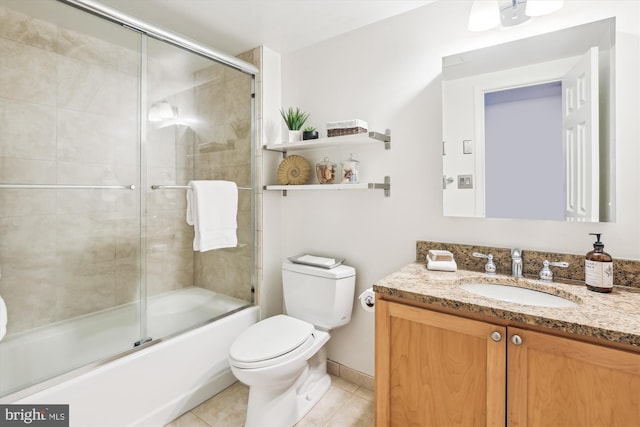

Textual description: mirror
[442,18,615,222]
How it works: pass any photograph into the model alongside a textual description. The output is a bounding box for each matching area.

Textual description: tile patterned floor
[165,375,374,427]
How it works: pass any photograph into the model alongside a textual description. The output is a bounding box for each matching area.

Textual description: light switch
[463,139,472,154]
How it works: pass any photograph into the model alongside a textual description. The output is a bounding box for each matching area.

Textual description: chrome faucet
[539,260,569,282]
[472,252,496,274]
[511,248,523,278]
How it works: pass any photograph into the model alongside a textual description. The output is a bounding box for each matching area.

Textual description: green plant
[304,126,316,132]
[280,107,309,131]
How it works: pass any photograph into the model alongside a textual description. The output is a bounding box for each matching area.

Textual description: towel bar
[0,184,136,190]
[151,184,252,190]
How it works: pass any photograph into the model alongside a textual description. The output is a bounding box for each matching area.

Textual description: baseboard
[326,360,374,391]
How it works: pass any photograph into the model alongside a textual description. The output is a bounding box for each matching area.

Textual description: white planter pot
[288,130,302,143]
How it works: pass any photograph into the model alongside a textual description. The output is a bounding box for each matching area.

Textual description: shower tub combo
[0,0,260,425]
[4,290,258,426]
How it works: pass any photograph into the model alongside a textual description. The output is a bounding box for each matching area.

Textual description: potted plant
[280,107,309,142]
[302,126,319,140]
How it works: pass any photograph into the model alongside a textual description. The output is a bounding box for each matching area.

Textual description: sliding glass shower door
[0,0,255,398]
[142,36,255,340]
[0,0,143,397]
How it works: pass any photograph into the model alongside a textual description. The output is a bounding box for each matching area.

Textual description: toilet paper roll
[358,288,375,313]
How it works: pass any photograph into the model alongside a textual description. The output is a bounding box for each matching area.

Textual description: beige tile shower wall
[144,52,196,297]
[192,49,258,302]
[0,6,141,333]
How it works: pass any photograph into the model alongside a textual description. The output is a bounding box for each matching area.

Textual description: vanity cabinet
[375,298,640,427]
[375,299,506,427]
[507,326,640,427]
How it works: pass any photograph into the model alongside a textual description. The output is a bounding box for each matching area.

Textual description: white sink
[459,283,577,308]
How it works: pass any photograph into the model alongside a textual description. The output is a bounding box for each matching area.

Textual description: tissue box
[326,119,368,137]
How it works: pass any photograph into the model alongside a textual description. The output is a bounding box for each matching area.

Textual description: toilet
[228,260,356,427]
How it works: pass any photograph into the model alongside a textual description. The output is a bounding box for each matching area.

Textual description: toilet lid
[230,315,315,363]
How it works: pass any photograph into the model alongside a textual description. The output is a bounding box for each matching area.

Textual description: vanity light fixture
[468,0,564,32]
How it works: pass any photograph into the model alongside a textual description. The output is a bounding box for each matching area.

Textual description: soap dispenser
[585,233,614,293]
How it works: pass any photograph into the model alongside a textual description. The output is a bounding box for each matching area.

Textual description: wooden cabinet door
[376,299,507,427]
[507,327,640,427]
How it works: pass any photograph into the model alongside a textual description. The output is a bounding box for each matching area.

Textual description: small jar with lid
[341,153,360,183]
[315,157,336,184]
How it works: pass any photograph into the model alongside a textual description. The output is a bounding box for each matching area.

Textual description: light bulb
[468,0,500,32]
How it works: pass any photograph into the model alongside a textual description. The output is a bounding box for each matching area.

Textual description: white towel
[186,180,238,252]
[426,251,457,272]
[0,295,7,342]
[427,259,457,272]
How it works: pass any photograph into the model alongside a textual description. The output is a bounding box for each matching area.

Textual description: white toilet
[228,260,356,427]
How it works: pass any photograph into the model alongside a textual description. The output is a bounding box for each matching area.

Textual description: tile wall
[192,49,257,303]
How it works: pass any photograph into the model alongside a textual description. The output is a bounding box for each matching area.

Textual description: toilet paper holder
[358,288,375,312]
[362,294,374,308]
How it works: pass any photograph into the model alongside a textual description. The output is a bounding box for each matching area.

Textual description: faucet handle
[511,248,522,259]
[539,260,569,282]
[472,252,496,274]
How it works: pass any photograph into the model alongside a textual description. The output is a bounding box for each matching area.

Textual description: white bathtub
[0,287,259,426]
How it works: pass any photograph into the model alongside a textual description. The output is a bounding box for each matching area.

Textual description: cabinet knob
[511,334,523,345]
[490,331,502,342]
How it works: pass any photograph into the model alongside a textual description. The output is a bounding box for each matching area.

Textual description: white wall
[257,46,286,319]
[276,1,639,376]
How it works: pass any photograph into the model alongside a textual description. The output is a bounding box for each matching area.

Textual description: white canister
[341,153,360,183]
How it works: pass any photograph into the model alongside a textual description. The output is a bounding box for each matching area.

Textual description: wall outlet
[458,174,473,189]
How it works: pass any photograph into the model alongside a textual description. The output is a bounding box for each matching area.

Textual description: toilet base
[244,347,331,427]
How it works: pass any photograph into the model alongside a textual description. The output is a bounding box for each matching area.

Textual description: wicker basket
[326,119,368,138]
[327,127,368,137]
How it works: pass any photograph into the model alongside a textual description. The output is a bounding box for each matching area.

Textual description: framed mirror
[442,18,615,222]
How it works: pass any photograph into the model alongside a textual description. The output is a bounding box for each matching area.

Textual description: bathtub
[0,287,259,426]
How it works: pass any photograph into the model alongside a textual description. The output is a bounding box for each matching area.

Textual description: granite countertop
[373,262,640,349]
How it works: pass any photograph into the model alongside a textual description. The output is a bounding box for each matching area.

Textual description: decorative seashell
[277,155,311,185]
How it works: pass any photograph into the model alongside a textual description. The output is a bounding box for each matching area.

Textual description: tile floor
[165,375,374,427]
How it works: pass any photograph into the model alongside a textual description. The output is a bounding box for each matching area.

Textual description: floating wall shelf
[265,176,391,197]
[263,128,391,197]
[264,130,391,152]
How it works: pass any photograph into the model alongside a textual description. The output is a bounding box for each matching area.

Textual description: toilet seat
[229,315,316,369]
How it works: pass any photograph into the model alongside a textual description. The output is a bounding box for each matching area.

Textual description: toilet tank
[282,260,356,330]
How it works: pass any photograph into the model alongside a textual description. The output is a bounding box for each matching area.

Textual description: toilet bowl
[229,315,331,426]
[229,260,356,427]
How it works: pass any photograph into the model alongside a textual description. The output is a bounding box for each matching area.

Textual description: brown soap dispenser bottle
[585,233,614,293]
